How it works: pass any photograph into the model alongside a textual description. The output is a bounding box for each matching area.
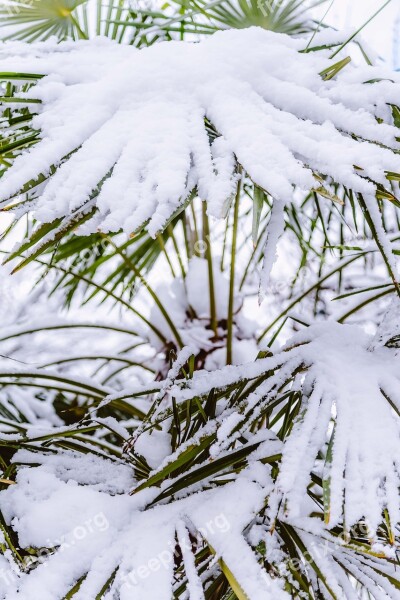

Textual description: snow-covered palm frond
[0,446,286,600]
[1,313,400,598]
[168,317,400,532]
[0,28,399,249]
[2,451,400,599]
[274,322,400,532]
[0,276,157,458]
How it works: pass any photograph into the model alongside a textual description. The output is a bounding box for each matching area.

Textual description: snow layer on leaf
[0,450,287,600]
[0,28,399,236]
[168,321,400,531]
[272,323,400,530]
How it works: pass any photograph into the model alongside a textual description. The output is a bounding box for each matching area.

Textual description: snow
[0,23,400,600]
[186,256,231,320]
[148,257,257,364]
[2,318,399,596]
[0,448,286,599]
[166,320,400,531]
[2,296,400,596]
[0,27,399,241]
[134,430,172,470]
[259,198,285,301]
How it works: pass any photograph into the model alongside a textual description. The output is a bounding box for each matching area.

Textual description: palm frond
[0,29,399,293]
[0,0,134,42]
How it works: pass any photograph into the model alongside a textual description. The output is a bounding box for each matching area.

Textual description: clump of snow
[0,447,286,600]
[134,430,172,470]
[148,257,257,368]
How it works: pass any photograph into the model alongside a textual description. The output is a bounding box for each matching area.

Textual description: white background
[313,0,400,65]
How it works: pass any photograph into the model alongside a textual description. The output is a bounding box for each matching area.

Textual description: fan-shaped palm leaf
[0,0,134,42]
[0,28,399,291]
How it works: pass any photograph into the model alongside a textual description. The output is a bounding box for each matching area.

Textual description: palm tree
[1,1,400,599]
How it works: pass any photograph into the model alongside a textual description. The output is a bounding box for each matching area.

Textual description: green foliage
[0,0,134,41]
